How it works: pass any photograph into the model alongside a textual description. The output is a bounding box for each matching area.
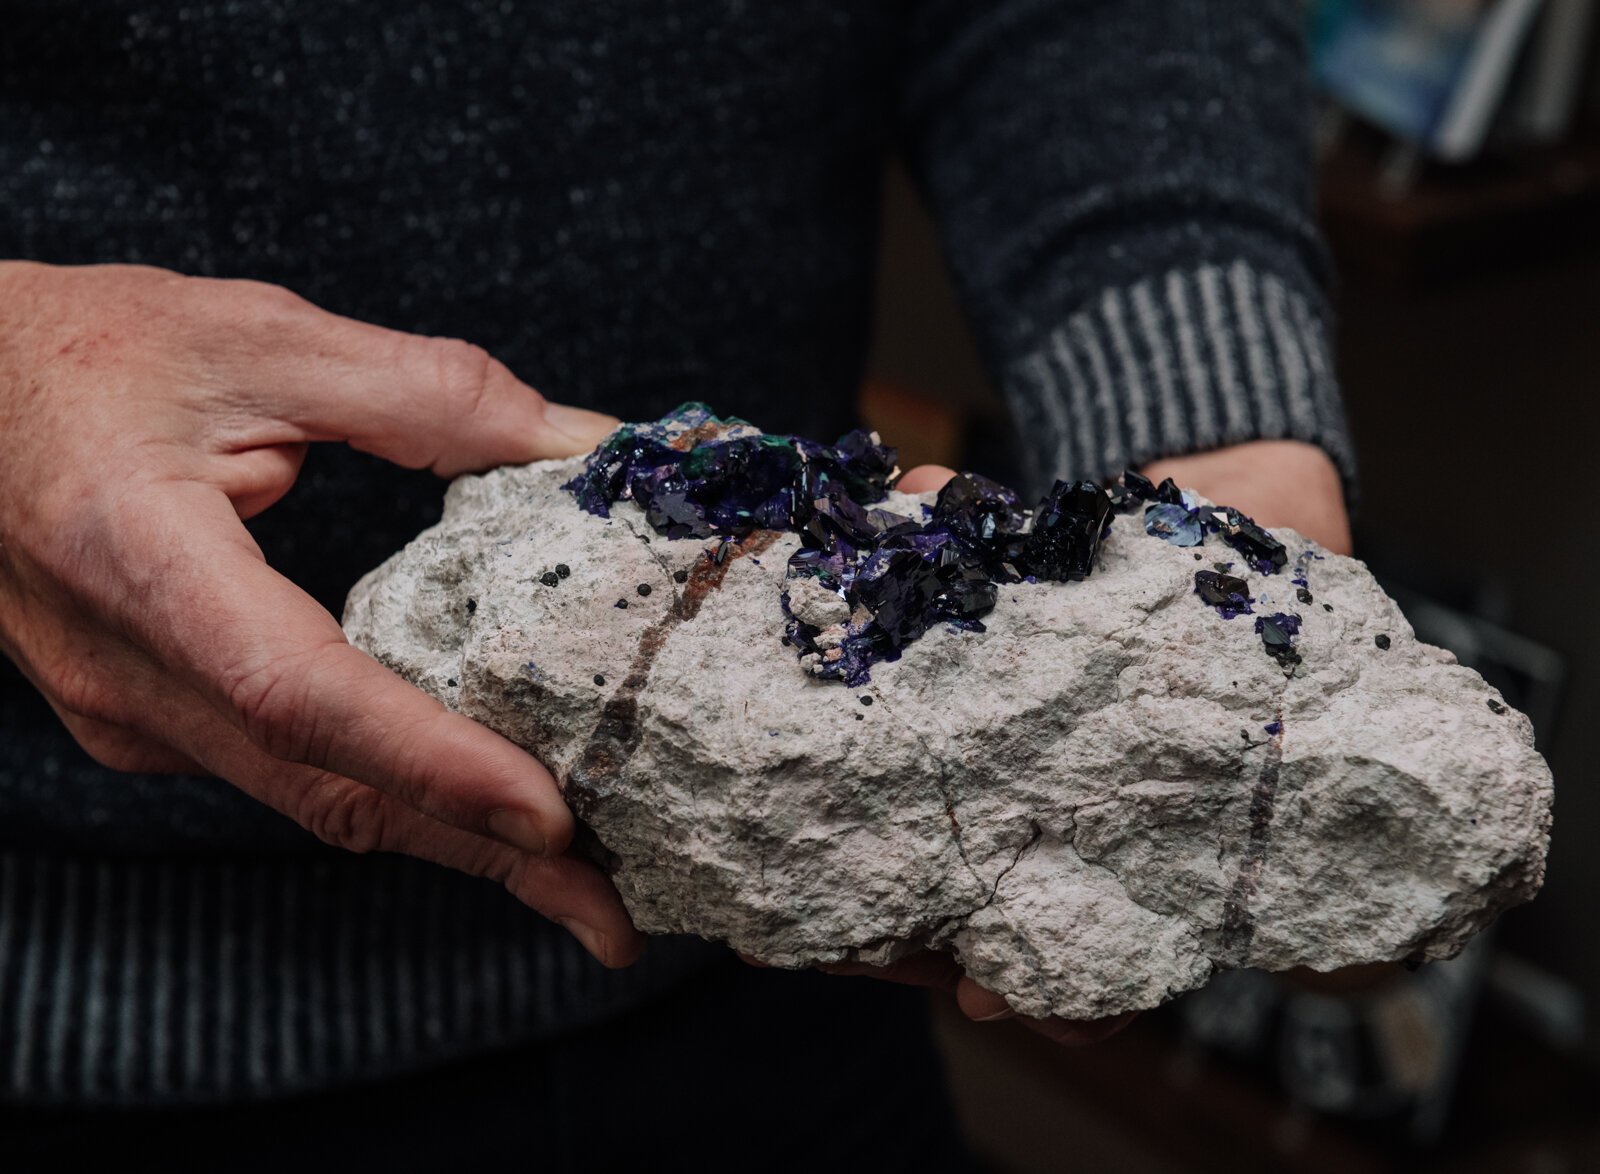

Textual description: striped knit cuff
[1000,260,1355,496]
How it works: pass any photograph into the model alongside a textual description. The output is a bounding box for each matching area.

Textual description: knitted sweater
[0,0,1351,1104]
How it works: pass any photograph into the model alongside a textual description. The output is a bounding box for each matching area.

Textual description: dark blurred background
[862,3,1597,1169]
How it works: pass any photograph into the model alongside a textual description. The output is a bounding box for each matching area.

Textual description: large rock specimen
[344,427,1552,1020]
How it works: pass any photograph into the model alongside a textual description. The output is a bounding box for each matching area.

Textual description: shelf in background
[1319,127,1600,288]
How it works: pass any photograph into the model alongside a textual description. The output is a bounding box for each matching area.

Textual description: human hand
[0,261,641,966]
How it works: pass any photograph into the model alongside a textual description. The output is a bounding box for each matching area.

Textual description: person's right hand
[0,261,642,967]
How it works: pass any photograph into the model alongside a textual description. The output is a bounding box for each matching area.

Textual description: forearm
[903,0,1354,497]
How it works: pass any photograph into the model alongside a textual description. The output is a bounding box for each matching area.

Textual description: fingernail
[486,809,547,855]
[544,403,620,450]
[974,1007,1017,1022]
[557,917,610,966]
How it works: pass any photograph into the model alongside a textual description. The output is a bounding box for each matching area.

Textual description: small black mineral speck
[555,563,571,579]
[1487,698,1507,714]
[594,674,606,686]
[1323,603,1333,612]
[466,598,477,614]
[540,571,560,587]
[1297,588,1313,604]
[673,569,688,584]
[1375,634,1391,650]
[1240,729,1250,740]
[1193,552,1203,561]
[615,599,629,609]
[860,695,873,706]
[447,678,458,688]
[637,583,652,597]
[855,712,864,721]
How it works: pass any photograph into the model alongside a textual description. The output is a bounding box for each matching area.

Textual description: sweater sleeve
[899,0,1355,494]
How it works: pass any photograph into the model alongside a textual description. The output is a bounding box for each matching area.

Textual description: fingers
[161,693,643,967]
[895,464,958,495]
[226,442,309,519]
[15,548,640,966]
[112,485,576,857]
[212,281,617,475]
[956,977,1137,1045]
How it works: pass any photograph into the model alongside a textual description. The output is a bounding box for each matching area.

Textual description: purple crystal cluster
[1114,470,1288,574]
[1109,471,1310,667]
[563,404,896,538]
[784,472,1110,684]
[564,405,1306,684]
[563,405,1112,685]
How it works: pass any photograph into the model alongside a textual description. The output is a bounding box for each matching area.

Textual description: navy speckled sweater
[0,0,1351,1103]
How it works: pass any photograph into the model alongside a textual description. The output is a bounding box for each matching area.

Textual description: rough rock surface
[344,456,1553,1019]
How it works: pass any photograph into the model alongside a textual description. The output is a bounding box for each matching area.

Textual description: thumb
[896,464,958,495]
[230,287,618,475]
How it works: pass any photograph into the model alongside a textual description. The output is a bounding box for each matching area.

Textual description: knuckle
[222,646,329,762]
[187,277,314,355]
[42,654,126,727]
[427,337,496,420]
[296,773,389,854]
[226,277,310,318]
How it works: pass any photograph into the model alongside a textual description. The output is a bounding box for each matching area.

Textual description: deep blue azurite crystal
[563,407,1121,684]
[1144,503,1203,547]
[1121,470,1158,501]
[563,403,897,538]
[1206,506,1288,574]
[565,406,1299,683]
[1154,477,1184,506]
[1255,612,1303,668]
[1018,480,1113,582]
[783,473,1096,684]
[1194,570,1253,619]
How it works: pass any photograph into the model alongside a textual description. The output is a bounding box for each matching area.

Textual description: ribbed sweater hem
[0,850,720,1107]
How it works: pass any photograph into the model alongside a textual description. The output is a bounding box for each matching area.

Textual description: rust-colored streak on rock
[568,531,781,814]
